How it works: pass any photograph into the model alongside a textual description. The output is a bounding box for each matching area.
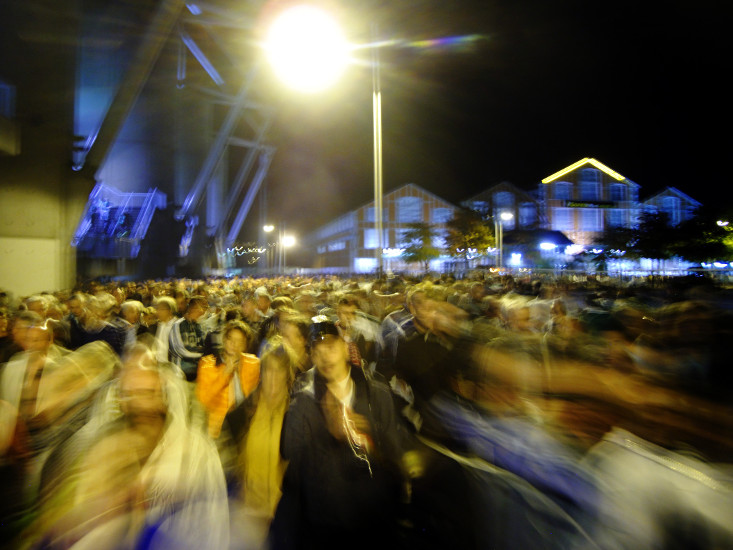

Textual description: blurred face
[223,328,247,356]
[27,301,45,317]
[312,335,349,383]
[122,307,140,325]
[509,307,533,332]
[25,326,52,353]
[119,368,166,426]
[155,303,173,322]
[187,303,207,322]
[470,285,485,301]
[337,304,357,332]
[257,296,271,313]
[261,356,289,401]
[281,322,306,353]
[68,298,85,319]
[294,296,315,315]
[12,320,32,348]
[241,299,256,319]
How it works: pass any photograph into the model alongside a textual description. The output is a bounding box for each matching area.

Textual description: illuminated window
[580,168,600,184]
[552,208,573,231]
[580,208,603,231]
[554,182,571,200]
[493,191,514,208]
[354,257,377,272]
[609,184,626,201]
[518,203,536,227]
[364,229,388,249]
[579,169,599,200]
[661,196,681,225]
[607,209,625,227]
[365,207,388,223]
[397,197,422,223]
[432,207,452,223]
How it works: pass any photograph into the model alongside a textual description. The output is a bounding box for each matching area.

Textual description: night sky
[258,0,729,238]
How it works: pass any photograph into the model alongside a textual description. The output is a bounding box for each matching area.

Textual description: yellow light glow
[264,5,350,93]
[541,157,625,183]
[282,235,296,247]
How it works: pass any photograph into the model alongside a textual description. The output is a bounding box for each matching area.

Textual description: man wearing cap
[271,317,405,549]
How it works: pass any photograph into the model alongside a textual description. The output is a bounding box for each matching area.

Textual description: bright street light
[281,234,296,248]
[264,6,351,93]
[263,224,275,233]
[264,6,385,275]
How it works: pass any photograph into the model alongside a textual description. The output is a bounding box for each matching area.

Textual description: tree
[634,211,677,263]
[669,205,733,265]
[400,222,442,272]
[444,208,495,268]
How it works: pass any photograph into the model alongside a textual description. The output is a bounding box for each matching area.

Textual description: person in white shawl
[37,347,229,549]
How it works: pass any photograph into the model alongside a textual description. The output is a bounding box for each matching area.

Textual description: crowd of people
[1,272,732,549]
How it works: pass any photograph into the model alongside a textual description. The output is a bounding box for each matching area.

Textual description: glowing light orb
[264,6,350,93]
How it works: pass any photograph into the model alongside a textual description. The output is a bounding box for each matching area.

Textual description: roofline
[541,157,626,183]
[304,182,458,241]
[642,186,702,206]
[464,181,540,204]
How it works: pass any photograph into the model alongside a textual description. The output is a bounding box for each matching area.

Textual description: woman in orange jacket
[196,320,260,438]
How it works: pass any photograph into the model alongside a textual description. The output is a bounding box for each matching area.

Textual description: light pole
[263,224,274,271]
[264,6,383,275]
[496,211,513,270]
[281,234,296,272]
[371,23,384,276]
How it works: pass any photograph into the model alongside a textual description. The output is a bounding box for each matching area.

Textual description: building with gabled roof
[304,183,458,273]
[462,180,544,231]
[642,187,701,226]
[537,157,642,246]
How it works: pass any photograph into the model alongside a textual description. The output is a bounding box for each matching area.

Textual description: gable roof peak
[541,157,626,184]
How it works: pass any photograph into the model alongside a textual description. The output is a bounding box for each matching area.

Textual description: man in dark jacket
[271,317,405,550]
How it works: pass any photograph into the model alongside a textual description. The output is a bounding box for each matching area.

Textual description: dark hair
[186,295,208,312]
[277,311,311,345]
[338,294,359,308]
[271,296,294,311]
[222,320,254,347]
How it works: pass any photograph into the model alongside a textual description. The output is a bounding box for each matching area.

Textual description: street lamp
[264,6,384,275]
[496,211,513,271]
[264,5,350,93]
[263,224,275,270]
[281,234,296,272]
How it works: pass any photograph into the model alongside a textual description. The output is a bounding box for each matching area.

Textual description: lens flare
[264,5,351,93]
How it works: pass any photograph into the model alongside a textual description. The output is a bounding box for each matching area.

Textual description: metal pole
[494,218,499,268]
[498,220,503,271]
[278,227,283,272]
[372,24,384,277]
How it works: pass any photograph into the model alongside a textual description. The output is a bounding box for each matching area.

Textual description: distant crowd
[1,272,732,549]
